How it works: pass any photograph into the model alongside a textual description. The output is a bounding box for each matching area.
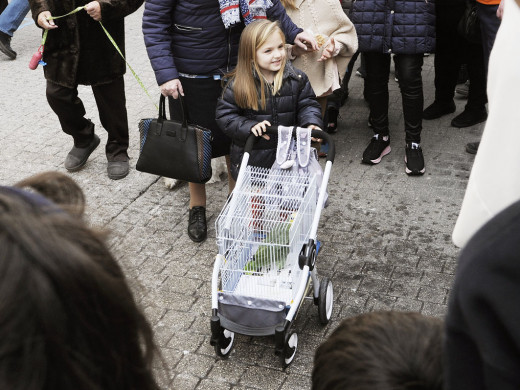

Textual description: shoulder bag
[136,95,213,183]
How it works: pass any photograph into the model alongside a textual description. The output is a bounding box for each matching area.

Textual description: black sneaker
[362,134,391,164]
[405,143,425,175]
[0,31,16,60]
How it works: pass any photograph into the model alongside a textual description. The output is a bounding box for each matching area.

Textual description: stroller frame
[210,127,335,367]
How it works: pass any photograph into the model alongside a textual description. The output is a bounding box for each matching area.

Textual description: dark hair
[15,171,86,217]
[312,311,443,390]
[0,176,160,390]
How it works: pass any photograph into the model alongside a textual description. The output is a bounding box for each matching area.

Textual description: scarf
[219,0,274,29]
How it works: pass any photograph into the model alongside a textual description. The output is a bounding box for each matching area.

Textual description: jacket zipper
[226,27,232,72]
[174,24,203,31]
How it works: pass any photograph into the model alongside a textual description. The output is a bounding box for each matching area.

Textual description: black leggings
[364,52,424,144]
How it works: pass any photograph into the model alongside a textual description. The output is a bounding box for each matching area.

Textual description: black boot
[451,108,487,128]
[423,100,456,120]
[188,206,207,242]
[0,31,16,60]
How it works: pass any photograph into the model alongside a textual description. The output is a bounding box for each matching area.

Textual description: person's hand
[160,79,184,98]
[37,11,57,30]
[251,120,271,140]
[294,30,318,52]
[308,124,322,142]
[497,0,504,19]
[318,37,335,62]
[85,1,102,21]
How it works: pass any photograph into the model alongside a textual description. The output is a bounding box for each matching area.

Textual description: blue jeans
[0,0,30,37]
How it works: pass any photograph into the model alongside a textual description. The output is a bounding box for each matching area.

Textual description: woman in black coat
[142,0,317,243]
[350,0,435,176]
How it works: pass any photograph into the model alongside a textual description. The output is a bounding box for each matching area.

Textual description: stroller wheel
[214,329,235,358]
[282,332,298,368]
[318,277,333,324]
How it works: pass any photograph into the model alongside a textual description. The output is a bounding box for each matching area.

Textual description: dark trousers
[46,77,129,161]
[364,52,424,144]
[0,0,7,14]
[435,0,487,111]
[326,50,360,111]
[476,2,501,77]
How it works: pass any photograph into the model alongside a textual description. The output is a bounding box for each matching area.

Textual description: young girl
[216,20,323,180]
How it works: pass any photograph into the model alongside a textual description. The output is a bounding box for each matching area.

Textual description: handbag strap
[158,94,190,141]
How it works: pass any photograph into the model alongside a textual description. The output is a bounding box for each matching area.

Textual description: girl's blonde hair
[280,0,297,10]
[229,20,287,111]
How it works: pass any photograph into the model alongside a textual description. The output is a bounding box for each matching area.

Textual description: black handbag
[136,95,213,183]
[458,0,481,44]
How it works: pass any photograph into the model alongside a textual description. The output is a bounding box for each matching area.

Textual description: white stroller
[210,126,335,367]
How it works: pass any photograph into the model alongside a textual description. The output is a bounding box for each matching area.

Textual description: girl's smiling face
[255,32,286,83]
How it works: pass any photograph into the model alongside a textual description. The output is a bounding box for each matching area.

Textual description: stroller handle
[244,126,335,163]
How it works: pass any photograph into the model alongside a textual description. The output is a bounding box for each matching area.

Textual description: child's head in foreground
[313,311,443,390]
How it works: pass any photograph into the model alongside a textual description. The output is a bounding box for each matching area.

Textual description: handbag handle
[157,94,190,141]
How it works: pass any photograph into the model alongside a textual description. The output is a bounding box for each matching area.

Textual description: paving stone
[0,8,478,389]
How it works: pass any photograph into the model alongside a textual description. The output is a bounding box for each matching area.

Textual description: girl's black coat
[216,64,323,179]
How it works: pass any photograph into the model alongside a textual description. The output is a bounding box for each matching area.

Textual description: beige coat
[286,0,358,97]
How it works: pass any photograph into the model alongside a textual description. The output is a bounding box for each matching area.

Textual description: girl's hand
[251,120,271,140]
[37,11,57,30]
[160,79,184,98]
[85,1,102,21]
[308,124,322,143]
[318,37,336,62]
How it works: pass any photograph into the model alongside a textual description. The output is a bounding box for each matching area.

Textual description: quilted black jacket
[216,63,323,179]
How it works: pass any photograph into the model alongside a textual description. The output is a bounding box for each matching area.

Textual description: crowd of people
[2,0,519,388]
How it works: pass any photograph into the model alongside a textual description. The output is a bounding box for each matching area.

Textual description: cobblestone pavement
[0,7,485,390]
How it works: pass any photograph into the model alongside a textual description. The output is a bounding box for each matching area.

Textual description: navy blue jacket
[350,0,436,54]
[216,64,322,179]
[142,0,302,86]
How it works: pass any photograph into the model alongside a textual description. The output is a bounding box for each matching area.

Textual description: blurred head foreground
[0,172,160,390]
[313,311,444,390]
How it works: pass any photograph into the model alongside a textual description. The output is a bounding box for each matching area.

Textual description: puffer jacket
[142,0,302,86]
[350,0,436,54]
[29,0,143,88]
[216,63,323,179]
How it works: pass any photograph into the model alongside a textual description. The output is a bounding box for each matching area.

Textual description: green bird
[244,218,293,274]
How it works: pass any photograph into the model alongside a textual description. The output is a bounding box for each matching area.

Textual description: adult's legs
[92,77,129,161]
[462,2,500,148]
[168,77,229,242]
[46,81,100,171]
[394,54,424,144]
[477,2,501,77]
[361,52,391,165]
[364,52,391,137]
[46,81,96,147]
[0,0,29,36]
[0,0,30,59]
[433,0,466,104]
[395,53,426,175]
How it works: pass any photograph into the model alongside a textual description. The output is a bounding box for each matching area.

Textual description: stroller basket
[215,165,317,329]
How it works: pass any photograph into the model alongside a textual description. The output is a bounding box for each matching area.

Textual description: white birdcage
[215,166,317,304]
